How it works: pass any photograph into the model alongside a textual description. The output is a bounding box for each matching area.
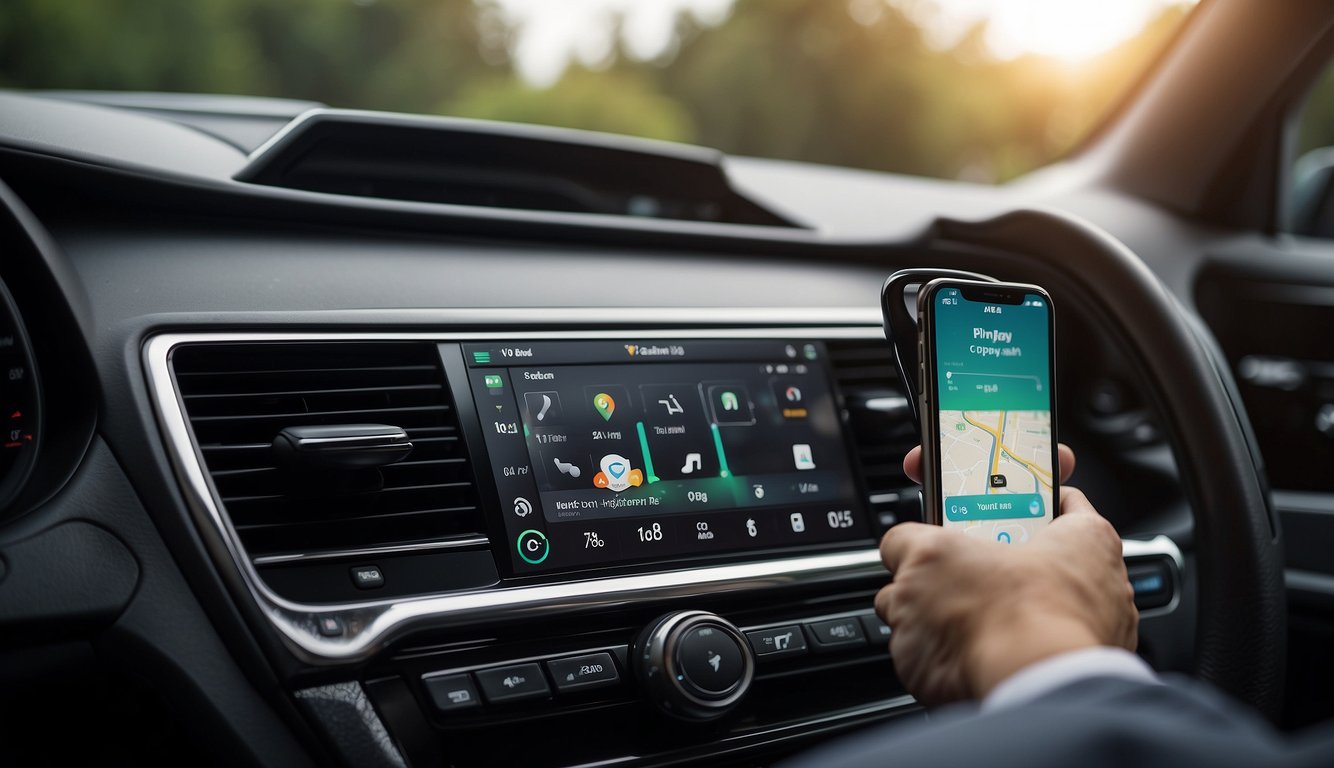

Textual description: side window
[1288,64,1334,236]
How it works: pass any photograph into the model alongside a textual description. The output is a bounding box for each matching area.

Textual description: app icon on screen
[792,444,815,470]
[593,453,644,493]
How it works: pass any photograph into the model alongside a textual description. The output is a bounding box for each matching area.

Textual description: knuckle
[912,534,948,564]
[879,529,898,560]
[874,584,894,618]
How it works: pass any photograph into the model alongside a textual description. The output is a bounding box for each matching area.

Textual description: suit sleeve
[982,646,1159,711]
[779,674,1325,768]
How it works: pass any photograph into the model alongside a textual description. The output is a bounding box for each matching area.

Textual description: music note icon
[681,452,702,474]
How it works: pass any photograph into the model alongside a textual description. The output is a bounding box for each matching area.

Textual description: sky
[488,0,1192,87]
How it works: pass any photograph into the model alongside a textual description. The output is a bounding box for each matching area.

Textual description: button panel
[421,646,628,715]
[546,652,619,692]
[745,625,807,659]
[416,608,891,721]
[475,663,551,704]
[400,603,909,768]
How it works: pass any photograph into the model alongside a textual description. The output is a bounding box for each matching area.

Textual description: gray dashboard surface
[55,222,895,335]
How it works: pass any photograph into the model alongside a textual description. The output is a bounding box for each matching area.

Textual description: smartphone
[917,278,1059,543]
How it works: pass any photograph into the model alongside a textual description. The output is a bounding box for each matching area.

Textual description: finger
[903,446,922,484]
[1057,443,1076,484]
[873,582,895,623]
[879,522,942,573]
[1056,485,1096,517]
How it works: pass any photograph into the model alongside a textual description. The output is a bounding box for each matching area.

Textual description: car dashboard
[0,89,1241,766]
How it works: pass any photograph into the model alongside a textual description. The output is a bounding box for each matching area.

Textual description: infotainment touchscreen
[462,340,870,574]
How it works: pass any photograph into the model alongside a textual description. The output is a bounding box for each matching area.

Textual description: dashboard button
[316,615,344,637]
[745,625,807,660]
[546,652,619,692]
[858,613,892,644]
[475,663,550,704]
[805,617,867,651]
[350,564,384,590]
[677,624,745,696]
[516,529,550,565]
[423,674,481,712]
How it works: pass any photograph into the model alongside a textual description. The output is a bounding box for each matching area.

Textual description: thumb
[1057,486,1098,517]
[1047,486,1124,553]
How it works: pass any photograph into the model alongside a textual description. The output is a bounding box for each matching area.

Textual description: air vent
[238,111,803,228]
[827,339,921,529]
[171,342,486,561]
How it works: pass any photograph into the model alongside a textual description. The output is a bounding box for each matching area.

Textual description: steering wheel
[896,208,1285,717]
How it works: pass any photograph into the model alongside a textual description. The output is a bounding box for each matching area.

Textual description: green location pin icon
[593,392,615,421]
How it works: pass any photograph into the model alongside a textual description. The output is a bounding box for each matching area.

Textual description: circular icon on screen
[516,529,549,565]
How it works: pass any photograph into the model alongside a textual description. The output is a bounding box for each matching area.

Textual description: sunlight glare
[491,0,1189,86]
[955,0,1179,62]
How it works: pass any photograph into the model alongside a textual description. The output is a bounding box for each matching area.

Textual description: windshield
[0,0,1193,182]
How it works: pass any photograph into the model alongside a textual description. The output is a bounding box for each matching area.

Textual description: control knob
[635,610,754,721]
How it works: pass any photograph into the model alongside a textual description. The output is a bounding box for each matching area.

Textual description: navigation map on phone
[933,287,1055,544]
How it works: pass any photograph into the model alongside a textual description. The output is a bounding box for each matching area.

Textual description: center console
[145,322,920,765]
[143,320,1182,766]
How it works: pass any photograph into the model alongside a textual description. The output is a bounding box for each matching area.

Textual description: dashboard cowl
[237,110,804,228]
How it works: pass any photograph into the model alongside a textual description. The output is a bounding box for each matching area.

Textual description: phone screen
[930,286,1056,543]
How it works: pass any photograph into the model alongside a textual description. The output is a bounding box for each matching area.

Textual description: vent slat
[201,442,272,452]
[177,364,437,378]
[188,404,451,423]
[221,480,474,503]
[183,383,443,401]
[173,341,485,559]
[207,452,462,470]
[233,505,480,532]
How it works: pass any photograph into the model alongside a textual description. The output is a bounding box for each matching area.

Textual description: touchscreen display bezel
[454,339,874,579]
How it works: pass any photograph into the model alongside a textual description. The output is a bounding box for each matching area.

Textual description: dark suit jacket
[782,676,1334,767]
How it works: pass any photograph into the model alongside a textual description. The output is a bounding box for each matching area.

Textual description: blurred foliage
[0,0,498,110]
[0,0,1191,182]
[450,69,694,142]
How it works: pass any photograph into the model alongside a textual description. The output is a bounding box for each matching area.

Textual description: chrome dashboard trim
[250,535,492,566]
[143,320,890,663]
[1121,535,1183,569]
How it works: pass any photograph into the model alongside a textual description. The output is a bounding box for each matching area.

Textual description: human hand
[874,445,1137,707]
